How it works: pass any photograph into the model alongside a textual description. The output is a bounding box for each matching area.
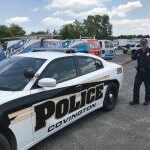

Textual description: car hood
[0,90,30,105]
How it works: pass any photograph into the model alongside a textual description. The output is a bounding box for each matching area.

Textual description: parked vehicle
[1,37,64,58]
[129,43,141,54]
[1,37,22,50]
[117,46,128,54]
[0,49,123,150]
[0,37,22,61]
[5,37,64,58]
[63,39,101,56]
[0,44,6,61]
[99,40,115,59]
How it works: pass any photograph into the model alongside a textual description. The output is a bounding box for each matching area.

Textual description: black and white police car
[0,49,123,150]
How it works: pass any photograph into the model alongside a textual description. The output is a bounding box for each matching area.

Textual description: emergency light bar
[33,48,76,53]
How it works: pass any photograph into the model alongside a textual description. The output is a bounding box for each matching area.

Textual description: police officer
[121,39,150,105]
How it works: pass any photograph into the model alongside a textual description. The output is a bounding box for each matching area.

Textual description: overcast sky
[0,0,149,35]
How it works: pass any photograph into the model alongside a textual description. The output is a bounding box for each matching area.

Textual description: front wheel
[102,82,119,111]
[0,133,11,150]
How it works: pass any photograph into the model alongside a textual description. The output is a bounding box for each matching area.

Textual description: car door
[75,56,109,109]
[2,56,46,150]
[30,56,83,142]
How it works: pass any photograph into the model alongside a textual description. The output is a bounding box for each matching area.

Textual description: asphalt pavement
[30,54,150,150]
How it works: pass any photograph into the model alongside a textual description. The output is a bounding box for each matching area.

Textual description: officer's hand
[116,62,123,66]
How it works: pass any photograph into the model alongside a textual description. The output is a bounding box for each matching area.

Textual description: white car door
[30,56,82,142]
[8,91,33,150]
[0,56,46,150]
[74,56,109,109]
[30,55,109,145]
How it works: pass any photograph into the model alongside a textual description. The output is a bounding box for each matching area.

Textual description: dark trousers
[133,71,150,103]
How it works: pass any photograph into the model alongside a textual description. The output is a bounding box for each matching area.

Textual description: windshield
[0,57,45,91]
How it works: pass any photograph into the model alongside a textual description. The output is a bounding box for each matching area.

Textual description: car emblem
[147,53,150,56]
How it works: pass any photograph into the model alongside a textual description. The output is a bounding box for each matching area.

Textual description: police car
[0,49,123,150]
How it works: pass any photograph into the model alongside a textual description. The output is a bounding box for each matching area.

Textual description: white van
[129,43,141,54]
[99,40,114,59]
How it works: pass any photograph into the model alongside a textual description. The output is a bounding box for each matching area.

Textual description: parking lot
[31,54,150,150]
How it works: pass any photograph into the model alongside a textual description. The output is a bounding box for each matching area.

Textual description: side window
[89,42,98,48]
[105,41,109,48]
[95,59,104,70]
[76,57,103,76]
[41,57,77,83]
[99,41,102,48]
[110,42,113,48]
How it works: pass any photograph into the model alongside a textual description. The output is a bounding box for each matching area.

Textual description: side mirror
[38,78,56,88]
[24,68,35,79]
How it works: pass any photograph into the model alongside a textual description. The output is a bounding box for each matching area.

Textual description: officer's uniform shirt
[131,48,150,72]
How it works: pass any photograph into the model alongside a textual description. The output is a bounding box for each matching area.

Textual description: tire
[102,82,119,111]
[0,133,11,150]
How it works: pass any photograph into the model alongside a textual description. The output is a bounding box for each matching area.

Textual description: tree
[46,29,51,35]
[60,15,112,40]
[83,14,112,39]
[73,20,84,37]
[60,24,72,39]
[99,14,112,39]
[9,24,26,36]
[30,31,47,35]
[30,29,55,36]
[83,15,96,37]
[113,34,150,40]
[60,19,84,39]
[53,29,58,35]
[0,25,13,40]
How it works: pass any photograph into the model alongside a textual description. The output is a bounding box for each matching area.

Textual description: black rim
[107,88,117,105]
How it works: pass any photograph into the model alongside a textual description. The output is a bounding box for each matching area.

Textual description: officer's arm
[120,58,133,65]
[119,50,138,66]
